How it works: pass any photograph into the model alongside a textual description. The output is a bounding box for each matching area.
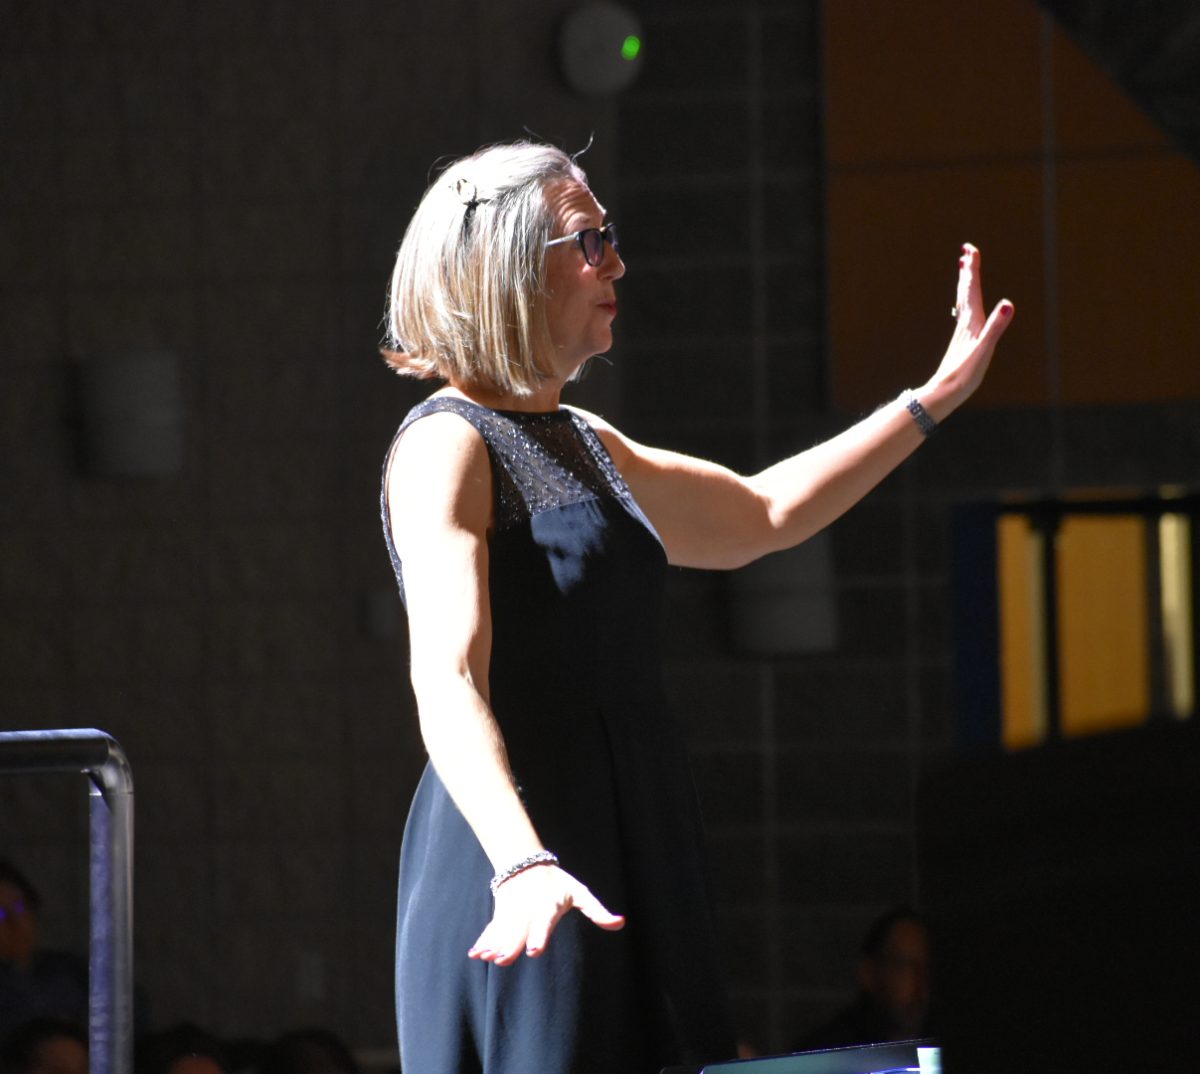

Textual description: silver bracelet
[901,389,938,438]
[489,850,559,895]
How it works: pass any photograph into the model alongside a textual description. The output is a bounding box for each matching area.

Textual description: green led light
[621,34,641,62]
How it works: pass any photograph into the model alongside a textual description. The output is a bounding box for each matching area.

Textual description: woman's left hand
[922,244,1014,419]
[467,863,625,967]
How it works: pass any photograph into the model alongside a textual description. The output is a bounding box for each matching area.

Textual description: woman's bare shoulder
[387,408,491,526]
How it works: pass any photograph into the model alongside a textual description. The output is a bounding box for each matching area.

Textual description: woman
[380,141,1012,1074]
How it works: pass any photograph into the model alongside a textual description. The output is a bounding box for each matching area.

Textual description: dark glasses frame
[544,222,620,267]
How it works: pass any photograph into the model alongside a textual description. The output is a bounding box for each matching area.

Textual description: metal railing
[0,729,134,1074]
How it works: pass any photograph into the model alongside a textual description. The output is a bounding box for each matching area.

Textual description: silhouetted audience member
[136,1024,229,1074]
[794,906,932,1051]
[0,862,88,1038]
[0,1018,87,1074]
[258,1029,359,1074]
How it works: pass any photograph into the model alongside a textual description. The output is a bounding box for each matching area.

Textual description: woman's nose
[601,246,625,280]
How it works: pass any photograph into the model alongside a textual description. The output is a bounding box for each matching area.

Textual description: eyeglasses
[545,223,620,267]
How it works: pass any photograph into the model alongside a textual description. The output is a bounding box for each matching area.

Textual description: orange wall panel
[825,1,1200,411]
[1057,155,1200,404]
[1052,31,1170,155]
[824,0,1044,168]
[828,163,1045,408]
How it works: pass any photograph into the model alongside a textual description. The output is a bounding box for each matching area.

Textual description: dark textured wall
[3,0,1198,1064]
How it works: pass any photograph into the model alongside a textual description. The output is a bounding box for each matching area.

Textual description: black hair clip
[454,178,489,227]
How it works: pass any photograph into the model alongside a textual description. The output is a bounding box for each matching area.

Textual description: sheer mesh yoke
[380,394,656,600]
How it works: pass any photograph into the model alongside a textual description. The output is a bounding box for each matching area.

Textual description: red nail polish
[1001,304,1012,317]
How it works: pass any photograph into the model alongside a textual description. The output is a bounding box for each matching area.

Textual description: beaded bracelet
[901,389,939,438]
[489,850,559,896]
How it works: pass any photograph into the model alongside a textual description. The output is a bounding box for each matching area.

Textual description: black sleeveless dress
[381,396,735,1074]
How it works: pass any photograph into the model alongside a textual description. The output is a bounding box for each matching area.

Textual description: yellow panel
[999,516,1046,749]
[1160,513,1196,717]
[1057,517,1149,736]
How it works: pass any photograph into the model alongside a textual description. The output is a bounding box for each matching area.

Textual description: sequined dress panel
[381,396,735,1074]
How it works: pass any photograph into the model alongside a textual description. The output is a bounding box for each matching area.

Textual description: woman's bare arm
[387,412,623,964]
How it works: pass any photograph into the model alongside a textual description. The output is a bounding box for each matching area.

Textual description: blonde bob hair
[383,142,589,398]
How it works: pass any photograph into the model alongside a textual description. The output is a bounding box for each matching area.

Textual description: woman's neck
[437,381,564,414]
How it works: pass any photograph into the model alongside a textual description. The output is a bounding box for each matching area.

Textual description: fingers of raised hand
[954,244,983,327]
[980,296,1016,350]
[954,245,1014,339]
[934,245,1014,400]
